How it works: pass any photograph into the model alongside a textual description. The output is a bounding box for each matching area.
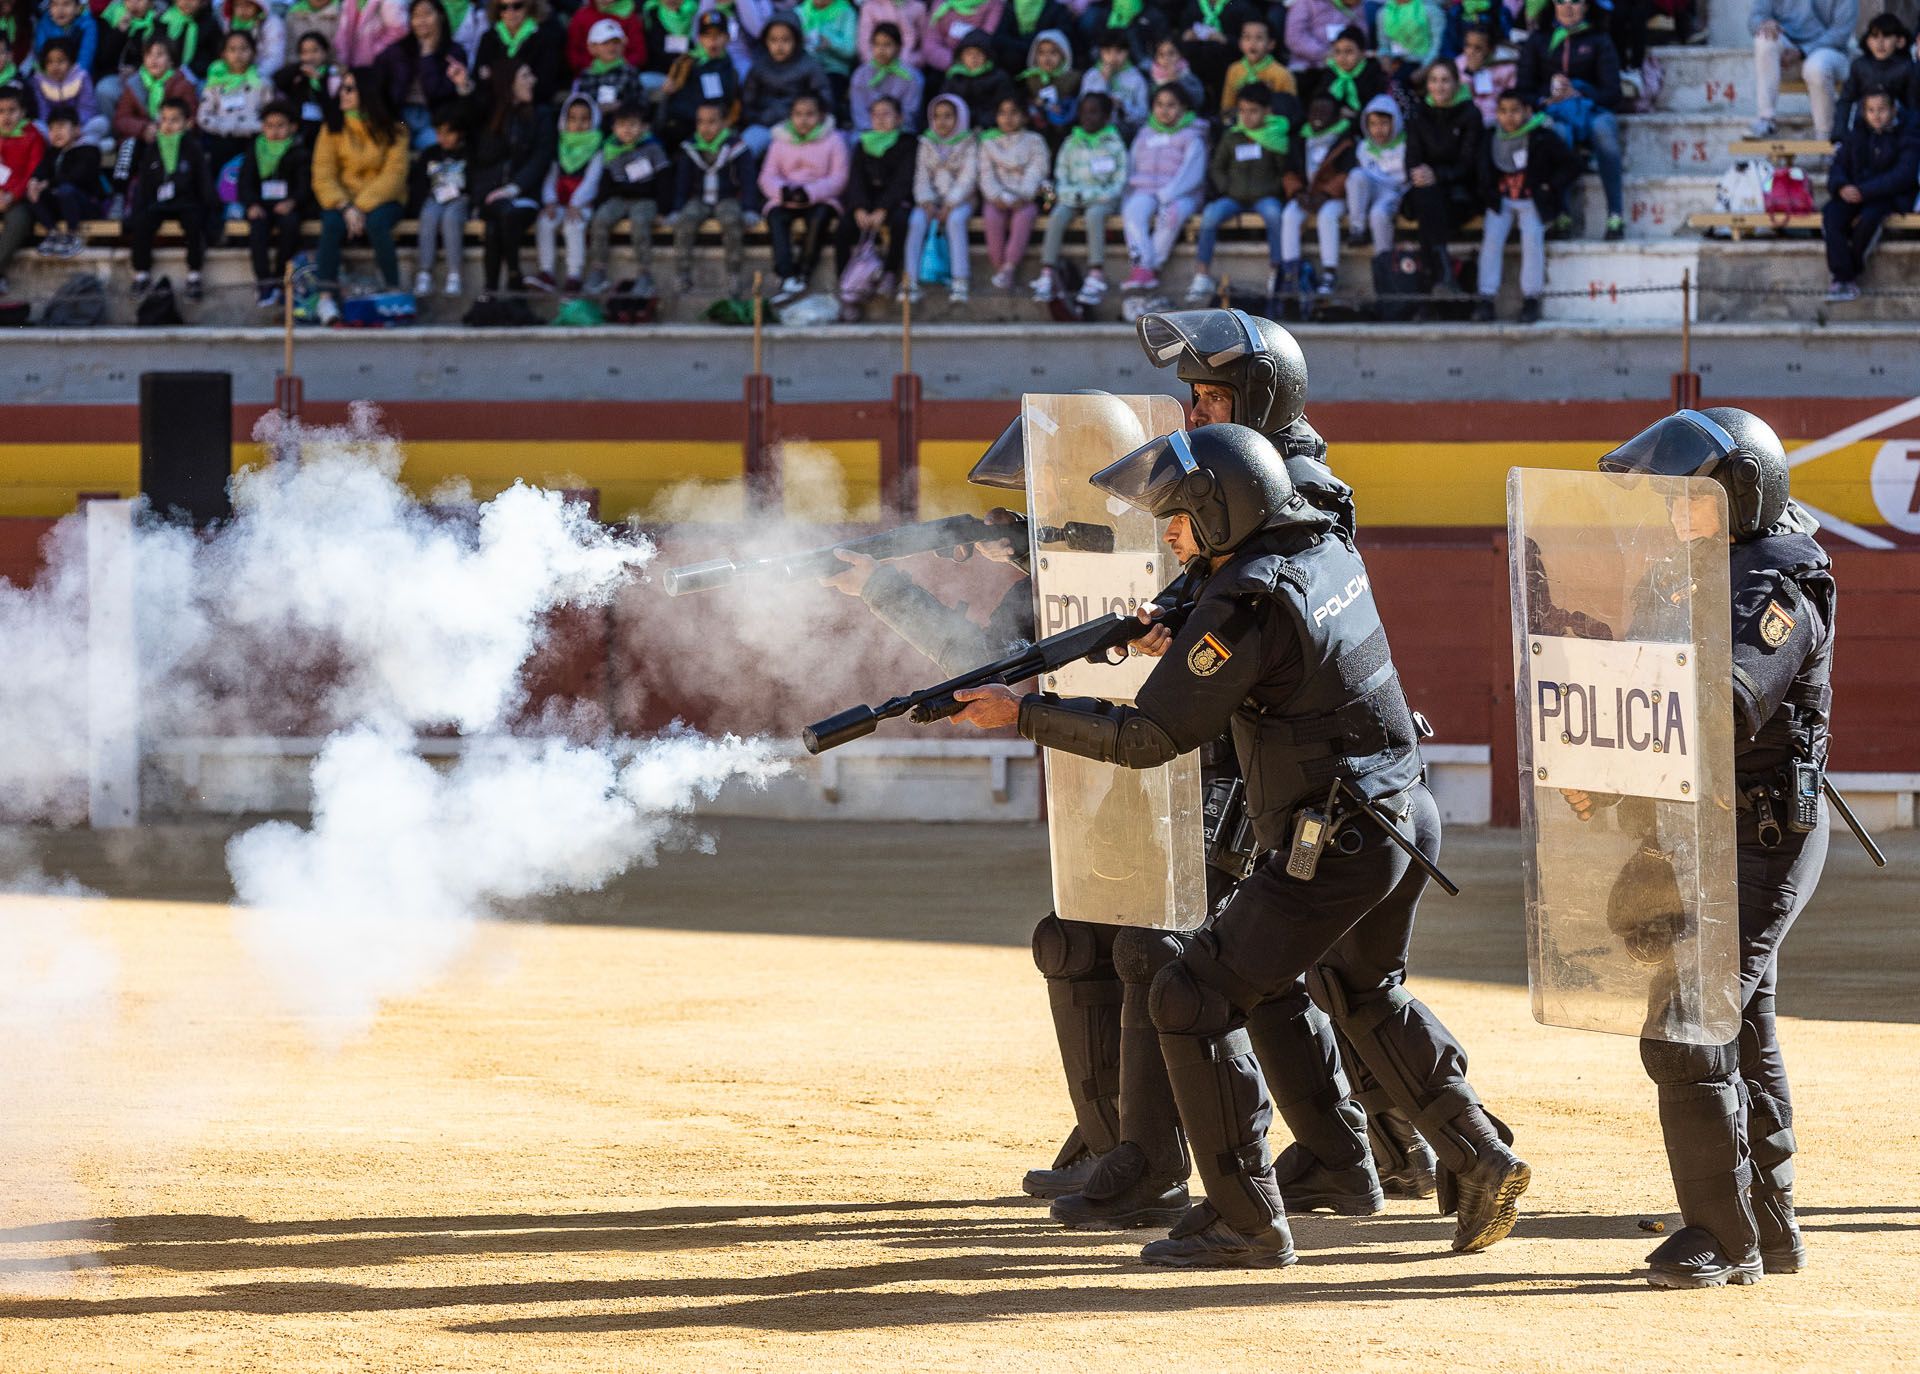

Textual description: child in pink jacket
[334,0,409,68]
[757,89,850,299]
[856,0,927,66]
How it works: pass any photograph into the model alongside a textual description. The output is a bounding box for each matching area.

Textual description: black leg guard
[1244,986,1383,1215]
[1331,1022,1439,1199]
[1642,1037,1762,1287]
[1032,914,1122,1156]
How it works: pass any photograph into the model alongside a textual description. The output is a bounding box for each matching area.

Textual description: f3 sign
[1530,635,1700,803]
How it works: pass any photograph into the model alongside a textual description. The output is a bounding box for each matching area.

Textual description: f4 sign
[1530,634,1699,802]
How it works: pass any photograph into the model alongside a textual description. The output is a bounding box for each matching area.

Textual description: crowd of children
[0,0,1912,317]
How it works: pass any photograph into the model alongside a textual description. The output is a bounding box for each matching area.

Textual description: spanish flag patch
[1186,632,1233,678]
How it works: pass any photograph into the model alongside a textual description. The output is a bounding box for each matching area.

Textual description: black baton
[1336,780,1460,897]
[1823,777,1888,869]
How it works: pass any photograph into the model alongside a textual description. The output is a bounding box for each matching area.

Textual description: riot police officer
[1585,408,1835,1288]
[955,424,1528,1268]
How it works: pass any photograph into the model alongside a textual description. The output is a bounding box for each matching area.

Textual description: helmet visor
[966,415,1027,490]
[1091,429,1199,517]
[1135,309,1262,372]
[1597,409,1739,479]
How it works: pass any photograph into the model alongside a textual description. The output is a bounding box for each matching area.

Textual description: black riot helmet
[1092,423,1324,556]
[1135,309,1309,435]
[1597,407,1790,540]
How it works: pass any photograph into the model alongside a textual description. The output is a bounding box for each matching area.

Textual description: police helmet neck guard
[1092,423,1320,557]
[1597,406,1790,540]
[1135,308,1309,436]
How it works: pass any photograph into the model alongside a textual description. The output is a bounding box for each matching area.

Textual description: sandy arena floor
[1,820,1916,1373]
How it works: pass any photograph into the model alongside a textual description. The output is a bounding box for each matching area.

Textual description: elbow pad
[1019,695,1183,769]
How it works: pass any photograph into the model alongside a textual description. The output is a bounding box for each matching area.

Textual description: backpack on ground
[462,293,537,326]
[135,276,183,326]
[41,273,106,327]
[1370,248,1432,322]
[339,290,416,327]
[1046,254,1084,322]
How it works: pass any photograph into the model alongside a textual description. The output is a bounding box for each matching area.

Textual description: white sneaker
[414,269,433,295]
[1031,269,1055,302]
[991,266,1015,290]
[1748,116,1777,138]
[896,280,923,303]
[1075,269,1108,306]
[1184,271,1217,304]
[315,295,340,326]
[777,274,806,300]
[949,279,970,304]
[443,270,462,297]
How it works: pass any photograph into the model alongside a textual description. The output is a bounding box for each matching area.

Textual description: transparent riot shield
[1024,393,1206,932]
[1508,468,1740,1046]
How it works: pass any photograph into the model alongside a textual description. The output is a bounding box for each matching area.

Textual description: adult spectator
[1822,88,1919,299]
[474,0,567,104]
[471,59,553,296]
[1749,0,1856,140]
[1405,58,1486,288]
[1516,0,1624,239]
[374,0,478,147]
[310,65,409,320]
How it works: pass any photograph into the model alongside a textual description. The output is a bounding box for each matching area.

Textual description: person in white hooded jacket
[1119,81,1206,291]
[1346,92,1407,256]
[535,93,604,290]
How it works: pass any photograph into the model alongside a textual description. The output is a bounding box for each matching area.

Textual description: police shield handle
[1562,788,1598,821]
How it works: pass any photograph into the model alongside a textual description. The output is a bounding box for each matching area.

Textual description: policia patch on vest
[1758,600,1796,648]
[1187,631,1233,677]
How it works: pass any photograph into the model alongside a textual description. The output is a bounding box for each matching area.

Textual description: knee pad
[1031,913,1103,979]
[1640,1035,1739,1087]
[1112,927,1187,986]
[1148,960,1236,1037]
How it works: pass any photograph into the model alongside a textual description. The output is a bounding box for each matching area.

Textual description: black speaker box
[139,371,233,526]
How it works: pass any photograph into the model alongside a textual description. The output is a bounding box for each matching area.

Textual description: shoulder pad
[1214,552,1307,600]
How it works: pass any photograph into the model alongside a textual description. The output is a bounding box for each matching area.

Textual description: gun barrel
[661,559,739,597]
[802,704,882,755]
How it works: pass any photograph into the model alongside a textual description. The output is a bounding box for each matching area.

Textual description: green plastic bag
[550,297,607,327]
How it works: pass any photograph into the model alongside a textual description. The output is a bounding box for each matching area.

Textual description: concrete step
[1574,173,1720,238]
[1696,240,1920,323]
[1538,240,1699,324]
[1624,111,1813,174]
[1647,45,1811,115]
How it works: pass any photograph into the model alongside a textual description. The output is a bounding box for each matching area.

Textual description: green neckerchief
[946,61,989,78]
[104,1,158,43]
[866,59,910,85]
[1236,115,1289,152]
[932,0,990,20]
[1524,0,1549,19]
[1324,60,1361,110]
[858,126,902,156]
[1105,0,1142,26]
[587,55,628,73]
[159,7,201,70]
[1426,86,1470,107]
[157,128,183,174]
[442,0,472,30]
[254,133,292,176]
[925,125,971,144]
[229,11,257,30]
[799,0,853,33]
[1240,54,1276,79]
[0,113,24,138]
[557,127,601,172]
[1363,131,1404,155]
[1308,117,1350,141]
[203,60,257,92]
[1196,0,1228,32]
[603,137,639,160]
[1012,0,1046,32]
[0,59,15,88]
[690,125,731,154]
[782,117,827,142]
[136,63,171,116]
[597,0,636,16]
[644,0,697,32]
[1146,110,1195,134]
[1497,113,1546,139]
[1461,0,1491,15]
[1549,21,1588,51]
[1066,122,1114,149]
[1019,65,1065,84]
[1378,0,1431,56]
[493,16,535,57]
[288,0,338,12]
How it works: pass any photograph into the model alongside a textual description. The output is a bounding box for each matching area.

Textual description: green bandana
[1461,0,1491,15]
[1105,0,1142,25]
[931,0,990,19]
[690,125,731,154]
[254,133,292,176]
[288,0,337,11]
[866,59,911,85]
[1363,131,1404,155]
[1497,112,1547,139]
[1524,0,1550,19]
[587,55,627,72]
[158,7,201,70]
[1146,110,1195,134]
[0,59,14,89]
[1241,54,1275,79]
[603,137,638,159]
[858,127,902,156]
[1196,0,1227,30]
[598,0,635,15]
[557,127,601,172]
[1324,60,1361,110]
[799,0,853,30]
[1310,117,1351,141]
[644,0,698,34]
[946,61,987,77]
[157,128,182,174]
[136,64,171,116]
[1378,0,1431,55]
[925,125,971,144]
[1012,0,1046,31]
[104,1,159,43]
[203,59,255,92]
[493,17,534,57]
[1425,86,1471,107]
[1066,122,1114,148]
[229,11,257,30]
[442,0,472,30]
[782,117,827,142]
[1018,65,1065,84]
[1237,115,1290,153]
[1549,21,1588,51]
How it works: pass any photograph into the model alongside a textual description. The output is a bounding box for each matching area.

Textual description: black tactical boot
[1050,1142,1189,1230]
[1646,1226,1764,1289]
[1273,1125,1385,1216]
[1140,1202,1296,1270]
[1365,1099,1439,1200]
[1440,1103,1530,1253]
[1649,1170,1763,1288]
[1023,1128,1099,1200]
[1749,1110,1805,1274]
[1247,999,1383,1214]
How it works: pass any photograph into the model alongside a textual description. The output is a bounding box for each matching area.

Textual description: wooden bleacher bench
[1728,138,1833,165]
[1686,211,1920,240]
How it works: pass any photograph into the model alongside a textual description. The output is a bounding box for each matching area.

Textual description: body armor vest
[1733,527,1834,778]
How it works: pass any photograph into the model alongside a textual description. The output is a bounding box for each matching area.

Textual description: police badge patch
[1187,632,1232,677]
[1759,600,1796,648]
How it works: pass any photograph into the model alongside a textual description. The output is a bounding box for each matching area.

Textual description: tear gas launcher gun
[662,513,1116,596]
[802,606,1188,755]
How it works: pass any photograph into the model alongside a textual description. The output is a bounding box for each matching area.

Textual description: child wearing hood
[991,0,1072,75]
[1279,91,1356,296]
[922,0,1003,76]
[758,88,847,298]
[1119,80,1204,290]
[850,21,922,131]
[1020,29,1080,147]
[1035,89,1125,305]
[902,90,976,302]
[1473,87,1577,321]
[1346,92,1405,254]
[1080,30,1149,137]
[1144,35,1203,112]
[940,32,1013,133]
[534,92,603,291]
[740,12,830,156]
[856,0,926,69]
[977,94,1046,288]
